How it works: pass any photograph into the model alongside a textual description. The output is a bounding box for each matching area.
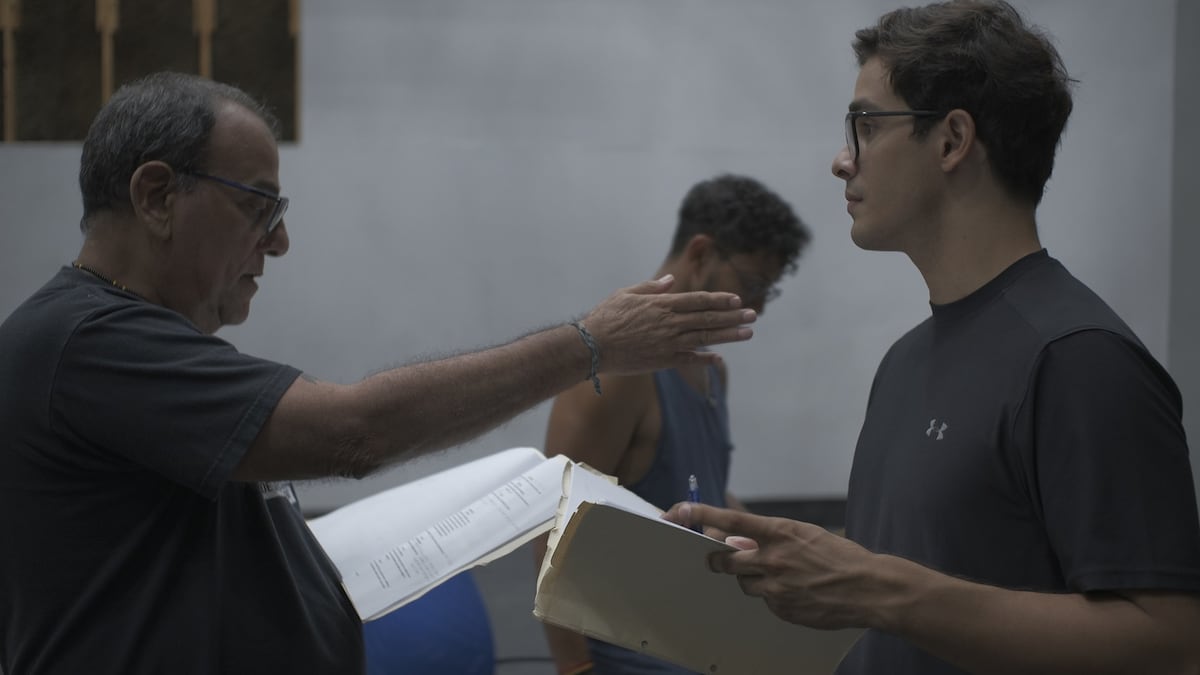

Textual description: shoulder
[1001,256,1139,346]
[554,371,656,413]
[1038,328,1178,403]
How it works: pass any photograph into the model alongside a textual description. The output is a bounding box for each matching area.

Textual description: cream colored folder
[534,497,862,675]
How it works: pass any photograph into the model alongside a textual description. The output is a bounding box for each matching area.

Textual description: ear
[128,161,177,241]
[682,233,719,266]
[672,233,721,287]
[938,109,977,172]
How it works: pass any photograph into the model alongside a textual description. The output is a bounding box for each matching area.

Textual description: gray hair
[78,72,280,231]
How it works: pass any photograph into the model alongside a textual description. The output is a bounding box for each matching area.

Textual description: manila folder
[534,502,862,675]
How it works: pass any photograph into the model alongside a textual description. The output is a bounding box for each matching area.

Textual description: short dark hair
[669,174,811,275]
[852,0,1074,205]
[78,72,280,230]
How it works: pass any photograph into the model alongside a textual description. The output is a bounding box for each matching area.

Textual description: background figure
[535,174,810,675]
[0,72,757,674]
[668,1,1200,674]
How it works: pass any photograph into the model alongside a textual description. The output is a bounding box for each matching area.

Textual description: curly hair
[78,72,280,230]
[852,0,1074,206]
[669,174,811,275]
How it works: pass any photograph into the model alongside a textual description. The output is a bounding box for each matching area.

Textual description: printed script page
[309,447,569,621]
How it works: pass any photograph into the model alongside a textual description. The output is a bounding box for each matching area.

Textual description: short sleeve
[50,301,300,499]
[1027,329,1200,592]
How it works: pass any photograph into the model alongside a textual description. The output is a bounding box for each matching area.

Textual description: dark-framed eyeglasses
[844,110,946,162]
[190,172,289,237]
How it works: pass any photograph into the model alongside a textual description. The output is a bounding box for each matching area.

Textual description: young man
[536,174,810,675]
[0,73,758,675]
[667,2,1200,673]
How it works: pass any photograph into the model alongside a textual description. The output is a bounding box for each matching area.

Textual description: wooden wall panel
[2,0,297,142]
[213,0,296,140]
[14,0,99,140]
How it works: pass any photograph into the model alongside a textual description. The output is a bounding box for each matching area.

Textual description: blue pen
[687,474,703,533]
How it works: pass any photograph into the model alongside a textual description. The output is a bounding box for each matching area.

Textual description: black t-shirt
[837,251,1200,675]
[0,268,364,674]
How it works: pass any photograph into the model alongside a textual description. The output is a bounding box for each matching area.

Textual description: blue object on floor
[363,570,495,675]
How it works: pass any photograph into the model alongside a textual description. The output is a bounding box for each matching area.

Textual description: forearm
[240,280,754,482]
[351,324,587,468]
[871,555,1200,675]
[242,324,589,480]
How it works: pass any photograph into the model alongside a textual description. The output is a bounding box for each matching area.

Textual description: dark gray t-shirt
[0,267,363,674]
[837,250,1200,674]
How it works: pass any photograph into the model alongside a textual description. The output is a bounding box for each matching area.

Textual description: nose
[260,220,290,257]
[832,145,856,180]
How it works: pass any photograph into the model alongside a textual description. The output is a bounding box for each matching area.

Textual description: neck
[72,260,129,291]
[908,195,1041,305]
[75,219,161,304]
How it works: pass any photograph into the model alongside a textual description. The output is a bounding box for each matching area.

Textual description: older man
[0,72,756,674]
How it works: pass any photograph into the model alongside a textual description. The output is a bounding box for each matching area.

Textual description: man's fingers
[667,502,777,541]
[662,289,744,313]
[725,535,759,550]
[625,274,677,295]
[707,548,766,577]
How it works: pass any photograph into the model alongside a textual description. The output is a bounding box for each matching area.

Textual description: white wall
[0,0,1182,514]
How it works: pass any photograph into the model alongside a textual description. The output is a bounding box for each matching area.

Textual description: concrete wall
[0,0,1184,514]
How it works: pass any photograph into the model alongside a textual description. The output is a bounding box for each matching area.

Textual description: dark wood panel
[213,0,297,140]
[113,0,196,88]
[4,0,297,142]
[14,0,99,140]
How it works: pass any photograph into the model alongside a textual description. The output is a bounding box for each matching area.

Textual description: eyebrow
[847,99,880,113]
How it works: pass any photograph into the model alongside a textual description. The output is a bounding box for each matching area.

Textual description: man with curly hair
[535,174,811,675]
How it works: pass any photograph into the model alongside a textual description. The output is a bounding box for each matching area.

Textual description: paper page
[309,446,547,558]
[309,447,568,621]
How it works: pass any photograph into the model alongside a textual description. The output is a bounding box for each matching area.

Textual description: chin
[216,300,253,329]
[850,221,898,252]
[850,223,878,250]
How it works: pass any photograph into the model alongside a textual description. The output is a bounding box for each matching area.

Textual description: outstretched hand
[664,502,879,630]
[581,275,756,375]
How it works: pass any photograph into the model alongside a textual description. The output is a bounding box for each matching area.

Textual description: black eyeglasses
[844,110,946,162]
[190,172,289,237]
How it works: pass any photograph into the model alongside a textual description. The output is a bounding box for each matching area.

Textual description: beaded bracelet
[569,320,602,396]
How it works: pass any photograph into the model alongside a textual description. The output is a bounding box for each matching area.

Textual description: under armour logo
[926,419,948,440]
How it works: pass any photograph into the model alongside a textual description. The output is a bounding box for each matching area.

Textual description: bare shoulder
[551,371,656,414]
[545,372,657,473]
